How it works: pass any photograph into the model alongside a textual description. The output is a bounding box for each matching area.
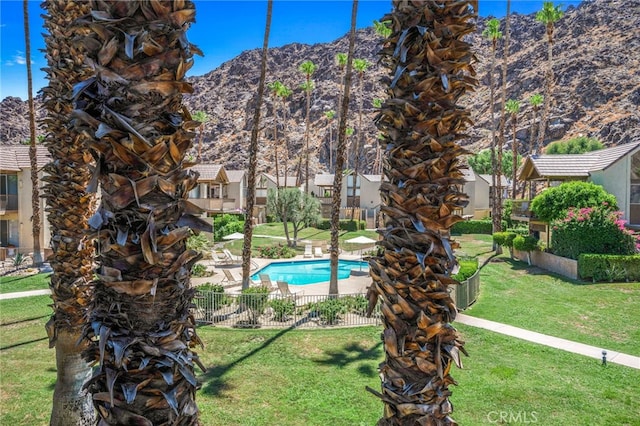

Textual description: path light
[602,350,607,366]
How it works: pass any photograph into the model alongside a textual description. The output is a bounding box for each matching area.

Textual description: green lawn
[0,273,51,294]
[1,302,638,426]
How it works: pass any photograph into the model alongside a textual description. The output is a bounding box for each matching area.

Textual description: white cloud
[5,51,33,66]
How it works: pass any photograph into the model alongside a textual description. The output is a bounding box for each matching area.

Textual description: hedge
[493,232,517,248]
[316,219,366,231]
[451,220,493,234]
[578,254,640,282]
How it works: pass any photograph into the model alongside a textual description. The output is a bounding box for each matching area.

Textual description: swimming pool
[251,259,369,285]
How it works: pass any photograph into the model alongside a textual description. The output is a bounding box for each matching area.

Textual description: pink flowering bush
[551,204,638,259]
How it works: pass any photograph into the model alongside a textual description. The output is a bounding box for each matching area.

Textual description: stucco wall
[590,156,629,222]
[514,248,578,280]
[16,168,50,255]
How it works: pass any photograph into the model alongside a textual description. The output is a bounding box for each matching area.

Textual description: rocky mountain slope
[2,0,638,176]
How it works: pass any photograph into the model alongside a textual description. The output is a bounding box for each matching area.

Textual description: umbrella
[345,236,377,271]
[222,232,244,240]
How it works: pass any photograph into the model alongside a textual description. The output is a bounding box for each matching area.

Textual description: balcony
[510,199,538,222]
[190,197,236,212]
[0,194,18,214]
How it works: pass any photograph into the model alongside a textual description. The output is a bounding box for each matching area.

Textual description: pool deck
[192,252,373,295]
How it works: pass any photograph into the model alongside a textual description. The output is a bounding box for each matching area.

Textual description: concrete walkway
[0,289,51,300]
[456,313,640,369]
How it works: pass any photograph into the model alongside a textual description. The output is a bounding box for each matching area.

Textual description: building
[0,145,50,259]
[460,168,509,219]
[188,164,236,215]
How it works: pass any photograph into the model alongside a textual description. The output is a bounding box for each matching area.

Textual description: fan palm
[329,2,358,296]
[242,0,272,290]
[351,58,370,221]
[299,60,317,193]
[267,81,284,187]
[536,1,564,151]
[324,109,336,172]
[40,0,98,423]
[367,0,477,424]
[73,1,209,423]
[192,110,208,162]
[483,17,503,244]
[505,99,521,199]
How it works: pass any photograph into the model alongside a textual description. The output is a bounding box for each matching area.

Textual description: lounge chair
[222,249,241,264]
[276,280,304,298]
[313,247,323,258]
[211,251,230,265]
[304,244,313,258]
[222,269,241,284]
[258,274,277,291]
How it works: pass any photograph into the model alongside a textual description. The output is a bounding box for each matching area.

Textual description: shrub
[316,219,366,231]
[530,181,618,223]
[186,232,212,252]
[451,220,493,234]
[341,295,369,315]
[197,283,231,312]
[513,235,539,252]
[453,257,479,282]
[238,286,271,324]
[551,207,637,260]
[214,214,245,241]
[546,136,604,155]
[493,232,517,248]
[506,226,529,236]
[578,254,640,282]
[309,298,347,325]
[191,263,209,277]
[270,298,295,321]
[256,243,297,259]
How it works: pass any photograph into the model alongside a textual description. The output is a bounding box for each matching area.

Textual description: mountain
[2,0,639,176]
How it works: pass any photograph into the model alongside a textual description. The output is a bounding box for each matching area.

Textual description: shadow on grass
[1,314,49,326]
[0,336,48,351]
[199,315,317,397]
[313,341,383,377]
[491,256,591,286]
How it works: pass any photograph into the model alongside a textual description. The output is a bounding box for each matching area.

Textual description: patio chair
[304,244,313,258]
[313,247,323,258]
[276,280,304,298]
[222,269,241,284]
[258,274,277,291]
[222,249,241,264]
[211,251,230,265]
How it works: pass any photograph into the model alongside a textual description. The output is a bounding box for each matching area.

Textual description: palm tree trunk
[367,1,475,423]
[529,106,538,156]
[41,0,97,423]
[488,40,502,252]
[242,0,272,289]
[538,26,554,152]
[304,80,311,193]
[512,116,518,199]
[74,2,209,423]
[329,0,358,295]
[23,0,43,265]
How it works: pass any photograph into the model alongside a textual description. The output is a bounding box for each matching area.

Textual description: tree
[267,188,320,246]
[73,2,210,423]
[350,58,370,221]
[483,17,504,246]
[372,98,384,174]
[23,0,43,266]
[367,1,476,423]
[536,1,564,151]
[242,0,272,290]
[41,1,97,423]
[468,149,518,177]
[530,180,617,223]
[335,52,348,154]
[528,93,543,154]
[299,60,317,193]
[268,81,284,188]
[329,2,358,295]
[496,1,511,227]
[546,136,604,154]
[276,82,293,180]
[192,110,209,161]
[324,109,336,172]
[373,19,392,38]
[505,99,521,199]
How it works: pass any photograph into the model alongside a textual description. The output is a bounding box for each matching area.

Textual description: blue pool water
[251,259,369,285]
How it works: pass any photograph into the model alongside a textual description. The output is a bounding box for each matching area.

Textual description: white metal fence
[192,291,382,328]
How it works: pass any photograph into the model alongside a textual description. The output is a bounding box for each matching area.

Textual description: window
[0,174,18,211]
[347,175,361,197]
[0,220,19,247]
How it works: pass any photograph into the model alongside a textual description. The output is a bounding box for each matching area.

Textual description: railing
[190,197,236,212]
[192,292,382,328]
[0,194,18,213]
[449,271,480,311]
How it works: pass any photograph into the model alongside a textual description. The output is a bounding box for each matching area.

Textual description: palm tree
[299,60,317,193]
[242,0,272,290]
[267,81,283,188]
[350,58,370,221]
[335,52,348,134]
[23,0,43,266]
[41,1,98,423]
[329,2,358,296]
[275,82,293,181]
[497,0,511,216]
[324,109,336,172]
[372,98,384,175]
[483,17,503,248]
[373,19,392,38]
[192,110,209,162]
[536,1,564,152]
[505,99,521,199]
[528,93,543,155]
[73,2,209,423]
[366,0,476,423]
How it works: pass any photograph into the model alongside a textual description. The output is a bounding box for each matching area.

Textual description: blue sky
[1,0,581,100]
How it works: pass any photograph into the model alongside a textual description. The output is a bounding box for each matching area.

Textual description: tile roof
[362,174,382,182]
[519,141,640,180]
[478,174,510,186]
[461,168,476,182]
[264,174,299,187]
[314,174,335,186]
[225,170,245,183]
[0,145,50,171]
[189,164,227,182]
